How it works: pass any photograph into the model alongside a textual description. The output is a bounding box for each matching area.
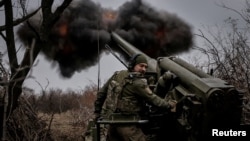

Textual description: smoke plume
[17,0,193,78]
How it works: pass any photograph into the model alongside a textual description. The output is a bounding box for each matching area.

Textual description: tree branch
[0,7,40,32]
[0,0,5,7]
[4,0,18,74]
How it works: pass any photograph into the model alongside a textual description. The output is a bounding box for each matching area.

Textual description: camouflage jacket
[94,70,171,117]
[94,70,129,117]
[116,72,171,114]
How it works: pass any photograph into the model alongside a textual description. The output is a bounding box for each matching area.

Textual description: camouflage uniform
[94,70,129,140]
[115,72,171,113]
[95,70,129,118]
[94,70,172,141]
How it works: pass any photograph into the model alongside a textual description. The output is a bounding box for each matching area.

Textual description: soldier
[94,54,176,141]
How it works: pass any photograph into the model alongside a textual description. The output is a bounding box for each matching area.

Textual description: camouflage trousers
[106,124,146,141]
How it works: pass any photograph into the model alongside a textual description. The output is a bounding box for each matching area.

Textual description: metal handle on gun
[105,44,129,69]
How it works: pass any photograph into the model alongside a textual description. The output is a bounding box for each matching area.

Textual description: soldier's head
[128,54,148,74]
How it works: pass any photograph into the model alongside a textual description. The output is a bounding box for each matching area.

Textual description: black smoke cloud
[17,0,193,78]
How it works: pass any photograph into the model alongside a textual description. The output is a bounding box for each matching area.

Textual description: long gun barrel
[111,32,157,72]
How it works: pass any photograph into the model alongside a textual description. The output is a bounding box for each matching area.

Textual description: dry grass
[39,111,86,141]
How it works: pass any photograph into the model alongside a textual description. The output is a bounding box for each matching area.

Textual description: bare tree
[0,0,72,139]
[194,1,250,124]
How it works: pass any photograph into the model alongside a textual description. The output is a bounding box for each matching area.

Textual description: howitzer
[111,32,243,139]
[85,32,243,141]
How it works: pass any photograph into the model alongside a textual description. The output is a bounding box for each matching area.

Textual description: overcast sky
[0,0,246,93]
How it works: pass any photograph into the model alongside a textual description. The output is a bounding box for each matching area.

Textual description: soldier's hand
[168,100,177,112]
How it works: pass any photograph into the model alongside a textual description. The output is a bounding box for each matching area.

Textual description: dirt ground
[39,112,86,141]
